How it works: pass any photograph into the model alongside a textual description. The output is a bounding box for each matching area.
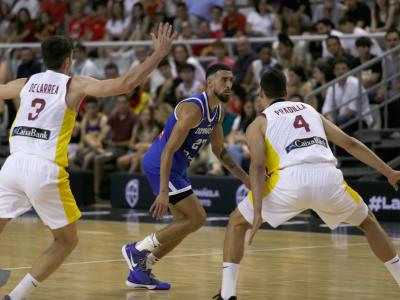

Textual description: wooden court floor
[0,217,399,300]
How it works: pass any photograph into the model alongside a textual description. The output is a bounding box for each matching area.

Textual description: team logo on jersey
[285,136,328,153]
[125,179,140,208]
[12,126,50,140]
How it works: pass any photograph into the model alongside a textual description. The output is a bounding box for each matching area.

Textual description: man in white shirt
[71,43,101,78]
[322,58,373,129]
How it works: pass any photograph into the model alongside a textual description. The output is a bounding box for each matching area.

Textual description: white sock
[221,262,239,300]
[146,253,160,269]
[9,273,39,300]
[384,255,400,285]
[136,233,161,252]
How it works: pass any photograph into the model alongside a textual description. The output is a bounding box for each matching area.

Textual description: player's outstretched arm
[246,116,267,245]
[321,115,400,190]
[67,23,176,110]
[149,103,202,219]
[0,78,27,100]
[210,122,250,188]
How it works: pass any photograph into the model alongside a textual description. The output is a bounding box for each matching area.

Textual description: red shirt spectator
[86,2,107,41]
[108,110,136,143]
[222,0,246,37]
[40,0,68,26]
[67,1,87,41]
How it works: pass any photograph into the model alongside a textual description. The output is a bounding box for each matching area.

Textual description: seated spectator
[40,0,68,27]
[117,107,159,173]
[67,1,88,42]
[376,28,400,128]
[192,21,214,56]
[315,18,348,59]
[86,2,108,42]
[371,0,400,32]
[170,44,206,84]
[208,41,235,70]
[175,63,205,100]
[354,37,382,90]
[342,0,371,28]
[276,34,306,72]
[226,100,256,167]
[125,2,150,41]
[326,35,356,69]
[8,8,37,43]
[94,94,136,197]
[10,0,39,20]
[338,17,382,57]
[322,58,373,130]
[280,0,312,29]
[177,20,196,42]
[186,0,224,22]
[75,97,108,170]
[34,11,57,42]
[72,43,101,78]
[155,59,181,107]
[244,43,277,93]
[16,48,42,79]
[209,5,223,39]
[105,0,129,41]
[154,102,173,128]
[232,36,257,86]
[98,63,119,116]
[229,84,246,116]
[287,65,313,100]
[222,0,246,37]
[312,0,343,26]
[311,61,332,112]
[246,0,280,37]
[173,2,198,34]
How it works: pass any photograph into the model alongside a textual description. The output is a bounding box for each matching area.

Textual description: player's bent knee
[187,212,207,232]
[359,210,379,231]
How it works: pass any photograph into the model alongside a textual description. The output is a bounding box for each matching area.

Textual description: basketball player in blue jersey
[122,64,250,289]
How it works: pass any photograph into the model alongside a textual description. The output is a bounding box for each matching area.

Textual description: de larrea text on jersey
[274,103,307,116]
[28,83,60,95]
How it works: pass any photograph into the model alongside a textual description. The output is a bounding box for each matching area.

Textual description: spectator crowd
[0,0,400,198]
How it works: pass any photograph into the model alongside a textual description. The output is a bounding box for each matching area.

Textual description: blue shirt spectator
[186,0,224,21]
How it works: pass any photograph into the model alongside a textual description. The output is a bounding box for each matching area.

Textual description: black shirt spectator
[16,47,42,78]
[232,36,256,85]
[343,0,371,28]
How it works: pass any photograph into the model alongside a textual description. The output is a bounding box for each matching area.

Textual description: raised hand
[151,23,177,58]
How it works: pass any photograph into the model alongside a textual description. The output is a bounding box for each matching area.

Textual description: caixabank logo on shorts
[12,126,50,140]
[285,136,327,153]
[368,196,400,212]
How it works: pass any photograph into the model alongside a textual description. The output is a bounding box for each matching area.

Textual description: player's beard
[214,89,230,103]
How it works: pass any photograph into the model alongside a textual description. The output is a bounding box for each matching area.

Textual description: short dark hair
[105,62,119,72]
[206,63,231,79]
[327,35,341,44]
[356,36,372,48]
[257,42,272,53]
[74,43,86,52]
[386,28,400,39]
[41,35,73,70]
[333,57,350,68]
[338,16,354,26]
[158,59,170,69]
[316,18,335,29]
[290,65,307,82]
[260,68,287,99]
[278,33,294,48]
[178,63,195,73]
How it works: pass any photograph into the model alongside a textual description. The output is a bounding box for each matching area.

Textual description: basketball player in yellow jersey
[214,68,400,300]
[0,24,175,300]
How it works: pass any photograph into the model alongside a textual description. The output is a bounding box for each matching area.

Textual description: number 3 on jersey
[293,115,310,132]
[28,98,46,121]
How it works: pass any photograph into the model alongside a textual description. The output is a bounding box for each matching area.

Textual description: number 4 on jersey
[293,115,310,132]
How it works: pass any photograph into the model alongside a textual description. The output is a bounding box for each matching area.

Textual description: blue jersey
[143,92,221,172]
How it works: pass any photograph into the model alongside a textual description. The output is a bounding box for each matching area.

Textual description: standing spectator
[94,94,136,197]
[338,17,382,57]
[342,0,371,29]
[86,2,107,42]
[244,43,277,93]
[312,0,343,26]
[172,2,198,34]
[34,11,57,41]
[72,43,101,78]
[186,0,224,22]
[16,48,42,79]
[354,37,382,90]
[75,97,108,170]
[98,63,120,116]
[232,36,257,86]
[322,58,373,129]
[8,8,37,42]
[208,40,235,69]
[222,0,246,37]
[371,0,400,32]
[40,0,68,28]
[10,0,39,19]
[170,44,206,84]
[117,107,159,173]
[175,63,205,100]
[209,5,223,39]
[246,0,280,36]
[67,1,88,41]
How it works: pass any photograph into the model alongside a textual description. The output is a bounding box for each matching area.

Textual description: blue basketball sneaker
[122,243,149,271]
[126,269,171,290]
